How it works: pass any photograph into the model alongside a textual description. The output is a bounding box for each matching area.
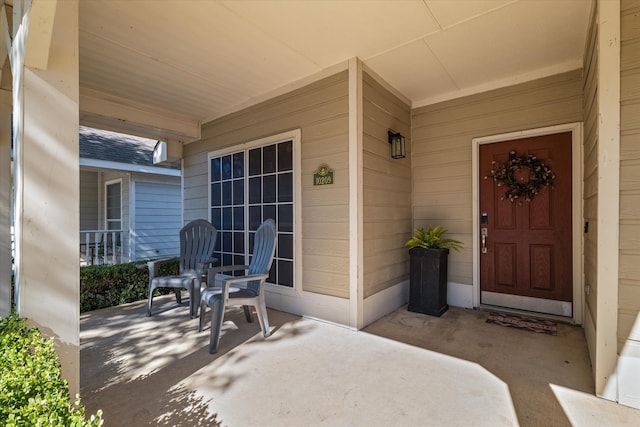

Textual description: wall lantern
[388,130,406,159]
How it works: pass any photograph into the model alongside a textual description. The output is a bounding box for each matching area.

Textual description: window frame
[104,178,123,232]
[207,129,302,296]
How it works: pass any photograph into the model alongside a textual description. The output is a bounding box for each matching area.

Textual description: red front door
[479,132,573,315]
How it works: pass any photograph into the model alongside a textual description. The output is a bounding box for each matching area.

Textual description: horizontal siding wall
[620,0,640,353]
[362,72,411,298]
[412,70,583,287]
[133,181,181,260]
[183,71,350,298]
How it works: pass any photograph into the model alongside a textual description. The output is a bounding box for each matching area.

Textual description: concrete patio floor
[80,295,640,426]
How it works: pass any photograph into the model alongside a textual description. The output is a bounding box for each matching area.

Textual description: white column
[595,0,621,400]
[348,57,364,329]
[0,89,10,317]
[14,0,80,397]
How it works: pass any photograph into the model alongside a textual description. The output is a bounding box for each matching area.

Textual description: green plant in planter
[405,226,463,317]
[405,226,463,252]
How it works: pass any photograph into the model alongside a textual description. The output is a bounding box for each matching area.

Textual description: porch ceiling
[78,0,592,142]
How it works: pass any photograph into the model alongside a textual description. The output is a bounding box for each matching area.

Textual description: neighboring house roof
[79,126,180,176]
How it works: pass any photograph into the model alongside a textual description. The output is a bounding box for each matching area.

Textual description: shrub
[80,260,179,313]
[0,312,103,426]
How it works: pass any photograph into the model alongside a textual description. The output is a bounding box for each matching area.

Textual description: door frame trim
[471,122,583,324]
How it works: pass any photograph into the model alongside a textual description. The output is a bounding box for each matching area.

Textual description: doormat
[486,312,557,336]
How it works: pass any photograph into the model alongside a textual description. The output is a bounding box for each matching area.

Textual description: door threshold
[481,291,572,317]
[478,304,577,325]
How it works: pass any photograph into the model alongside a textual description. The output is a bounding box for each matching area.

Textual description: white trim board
[201,61,350,126]
[348,57,364,329]
[363,280,409,327]
[413,64,583,109]
[618,341,640,408]
[290,280,473,330]
[265,289,350,327]
[471,122,583,324]
[80,158,181,176]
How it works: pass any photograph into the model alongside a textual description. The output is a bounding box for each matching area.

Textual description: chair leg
[175,288,182,304]
[189,279,201,319]
[208,294,226,354]
[255,295,270,337]
[147,284,155,316]
[243,305,253,323]
[198,298,207,332]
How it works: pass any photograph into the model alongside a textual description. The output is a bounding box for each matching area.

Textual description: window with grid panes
[209,139,294,287]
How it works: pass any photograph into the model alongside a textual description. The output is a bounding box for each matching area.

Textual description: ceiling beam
[79,87,201,142]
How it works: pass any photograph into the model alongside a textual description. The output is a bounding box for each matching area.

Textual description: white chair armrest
[203,273,269,301]
[215,273,269,286]
[207,265,250,282]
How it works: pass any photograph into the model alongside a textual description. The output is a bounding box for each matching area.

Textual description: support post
[13,0,80,397]
[0,89,10,317]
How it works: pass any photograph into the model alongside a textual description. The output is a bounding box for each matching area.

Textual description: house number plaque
[313,164,334,186]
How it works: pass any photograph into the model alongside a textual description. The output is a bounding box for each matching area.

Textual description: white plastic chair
[199,219,276,353]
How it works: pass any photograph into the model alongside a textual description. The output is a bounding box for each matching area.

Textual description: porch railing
[80,229,125,266]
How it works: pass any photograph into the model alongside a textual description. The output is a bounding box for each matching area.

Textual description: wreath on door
[486,151,555,204]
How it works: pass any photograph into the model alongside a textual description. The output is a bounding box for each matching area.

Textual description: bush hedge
[0,261,180,423]
[80,260,179,313]
[0,312,103,426]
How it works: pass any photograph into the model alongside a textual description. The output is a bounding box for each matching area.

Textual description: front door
[479,132,573,316]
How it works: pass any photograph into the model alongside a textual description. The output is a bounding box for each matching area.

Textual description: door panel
[495,243,516,287]
[480,132,573,309]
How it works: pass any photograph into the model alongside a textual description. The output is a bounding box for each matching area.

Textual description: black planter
[408,247,449,317]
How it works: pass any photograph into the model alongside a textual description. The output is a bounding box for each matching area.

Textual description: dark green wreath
[487,151,555,204]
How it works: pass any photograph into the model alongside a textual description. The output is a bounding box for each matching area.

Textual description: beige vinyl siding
[583,4,599,342]
[412,69,583,286]
[362,72,411,298]
[183,71,350,298]
[619,0,640,352]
